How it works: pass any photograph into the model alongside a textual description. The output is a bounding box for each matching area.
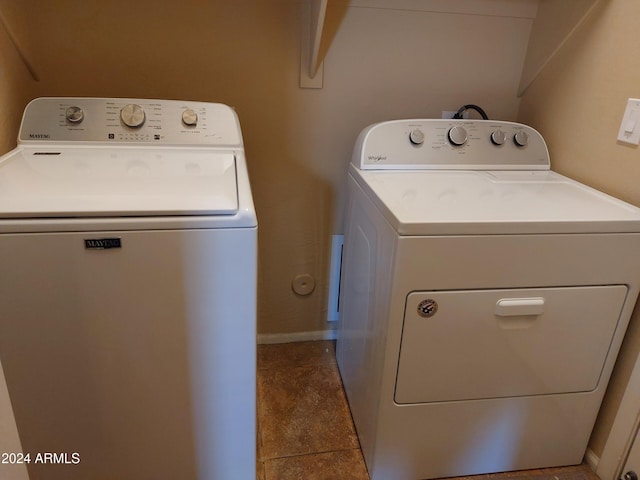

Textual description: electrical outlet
[441,111,457,119]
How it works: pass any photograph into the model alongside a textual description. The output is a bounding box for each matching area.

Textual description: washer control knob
[448,126,468,146]
[491,129,506,146]
[120,104,146,128]
[514,130,529,147]
[409,129,424,145]
[182,109,198,127]
[65,106,84,124]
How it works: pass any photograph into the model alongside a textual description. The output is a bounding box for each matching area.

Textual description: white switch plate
[617,98,640,145]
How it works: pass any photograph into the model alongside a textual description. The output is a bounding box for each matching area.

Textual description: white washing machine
[337,119,640,480]
[0,98,257,480]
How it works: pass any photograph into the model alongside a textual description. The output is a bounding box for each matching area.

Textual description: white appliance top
[351,119,640,235]
[0,98,255,225]
[0,148,237,218]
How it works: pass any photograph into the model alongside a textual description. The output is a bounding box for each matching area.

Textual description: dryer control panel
[354,119,550,170]
[18,97,242,147]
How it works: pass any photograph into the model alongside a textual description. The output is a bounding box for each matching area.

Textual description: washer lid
[0,147,238,218]
[353,167,640,235]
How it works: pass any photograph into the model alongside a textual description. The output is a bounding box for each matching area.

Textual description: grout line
[257,360,337,371]
[261,446,363,462]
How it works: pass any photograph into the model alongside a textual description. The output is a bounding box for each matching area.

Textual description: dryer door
[395,285,627,404]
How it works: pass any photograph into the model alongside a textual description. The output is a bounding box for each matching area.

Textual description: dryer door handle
[495,298,545,317]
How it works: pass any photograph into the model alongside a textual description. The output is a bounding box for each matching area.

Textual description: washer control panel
[355,119,549,170]
[19,97,242,146]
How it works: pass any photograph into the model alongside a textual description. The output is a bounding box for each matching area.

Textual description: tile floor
[256,340,601,480]
[257,340,368,479]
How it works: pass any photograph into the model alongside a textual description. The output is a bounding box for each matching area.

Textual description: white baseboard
[585,448,600,472]
[257,329,337,345]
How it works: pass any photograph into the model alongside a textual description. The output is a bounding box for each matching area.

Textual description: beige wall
[2,0,534,337]
[518,0,599,94]
[0,7,34,153]
[518,0,640,458]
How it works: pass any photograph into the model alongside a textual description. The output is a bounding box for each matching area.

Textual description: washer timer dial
[120,104,146,128]
[65,106,84,124]
[182,109,198,127]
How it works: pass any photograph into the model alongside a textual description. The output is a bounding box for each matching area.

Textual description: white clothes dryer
[0,98,257,480]
[337,119,640,480]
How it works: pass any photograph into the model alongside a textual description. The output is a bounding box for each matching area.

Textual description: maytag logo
[84,238,122,250]
[29,133,51,139]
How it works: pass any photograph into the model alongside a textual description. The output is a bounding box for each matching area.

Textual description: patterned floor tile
[258,340,336,370]
[257,362,358,459]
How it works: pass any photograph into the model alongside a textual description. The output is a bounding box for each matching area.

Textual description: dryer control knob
[491,129,506,146]
[514,130,529,147]
[448,126,468,146]
[409,129,424,145]
[182,109,198,127]
[120,104,146,128]
[65,106,84,124]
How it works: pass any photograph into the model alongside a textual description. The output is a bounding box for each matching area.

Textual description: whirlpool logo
[84,238,122,250]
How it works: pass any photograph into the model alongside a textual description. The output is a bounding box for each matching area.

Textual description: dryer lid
[0,147,238,218]
[353,167,640,235]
